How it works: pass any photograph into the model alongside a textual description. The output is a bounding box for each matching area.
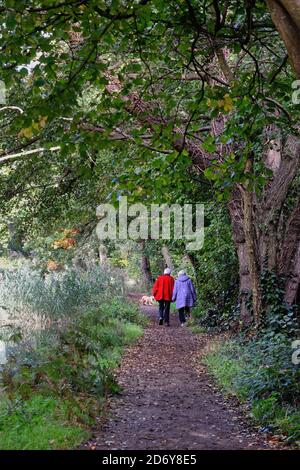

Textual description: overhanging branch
[0,146,61,164]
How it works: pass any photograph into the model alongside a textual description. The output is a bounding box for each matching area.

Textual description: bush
[194,302,240,332]
[204,334,300,444]
[234,332,300,404]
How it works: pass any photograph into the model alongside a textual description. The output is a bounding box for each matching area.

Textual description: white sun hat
[164,268,171,274]
[178,270,186,276]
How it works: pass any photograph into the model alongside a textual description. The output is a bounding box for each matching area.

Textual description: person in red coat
[152,268,174,326]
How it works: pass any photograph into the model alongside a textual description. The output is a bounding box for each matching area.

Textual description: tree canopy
[1,0,300,324]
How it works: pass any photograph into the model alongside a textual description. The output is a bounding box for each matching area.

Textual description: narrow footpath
[85,301,279,450]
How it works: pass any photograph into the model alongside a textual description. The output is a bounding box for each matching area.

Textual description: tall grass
[0,263,127,364]
[0,264,125,324]
[0,262,145,449]
[0,299,145,449]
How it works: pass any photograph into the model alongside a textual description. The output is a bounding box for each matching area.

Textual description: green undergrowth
[189,324,206,334]
[0,395,89,450]
[204,335,300,446]
[0,297,146,449]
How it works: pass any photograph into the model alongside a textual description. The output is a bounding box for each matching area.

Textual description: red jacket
[152,274,174,301]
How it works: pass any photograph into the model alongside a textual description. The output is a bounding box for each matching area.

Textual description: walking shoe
[159,318,163,325]
[165,323,170,327]
[181,322,186,327]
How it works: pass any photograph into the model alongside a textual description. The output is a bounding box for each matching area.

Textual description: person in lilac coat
[172,270,197,326]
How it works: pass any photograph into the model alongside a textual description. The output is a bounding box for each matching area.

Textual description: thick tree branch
[267,0,300,78]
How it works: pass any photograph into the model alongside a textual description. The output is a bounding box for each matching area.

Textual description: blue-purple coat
[172,274,197,309]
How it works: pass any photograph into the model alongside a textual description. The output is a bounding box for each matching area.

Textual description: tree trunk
[183,251,197,273]
[183,251,199,286]
[279,203,300,304]
[267,0,300,78]
[140,240,153,288]
[228,191,252,324]
[285,241,300,304]
[242,188,262,324]
[161,244,174,271]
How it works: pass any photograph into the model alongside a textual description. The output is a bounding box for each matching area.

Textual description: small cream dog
[140,295,155,305]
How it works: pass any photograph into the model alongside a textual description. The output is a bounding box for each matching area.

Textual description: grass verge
[0,296,146,449]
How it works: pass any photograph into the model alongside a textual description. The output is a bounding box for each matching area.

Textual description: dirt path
[85,302,278,450]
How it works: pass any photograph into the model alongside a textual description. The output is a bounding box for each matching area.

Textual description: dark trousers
[158,300,171,324]
[178,307,190,324]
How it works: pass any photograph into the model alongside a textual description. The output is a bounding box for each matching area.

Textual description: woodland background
[0,0,299,449]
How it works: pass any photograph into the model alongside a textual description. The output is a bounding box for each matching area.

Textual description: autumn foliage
[52,229,79,250]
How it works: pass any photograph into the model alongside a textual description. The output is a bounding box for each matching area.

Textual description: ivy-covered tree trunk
[241,157,262,324]
[228,134,300,324]
[228,191,252,323]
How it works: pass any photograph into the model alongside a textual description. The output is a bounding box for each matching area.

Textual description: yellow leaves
[32,115,48,130]
[61,228,80,236]
[18,116,48,138]
[52,228,79,250]
[18,127,33,138]
[224,95,234,112]
[207,94,234,113]
[53,237,76,250]
[135,186,143,194]
[38,115,48,128]
[218,94,233,112]
[47,260,59,271]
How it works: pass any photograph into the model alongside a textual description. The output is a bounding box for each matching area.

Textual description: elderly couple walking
[152,268,196,326]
